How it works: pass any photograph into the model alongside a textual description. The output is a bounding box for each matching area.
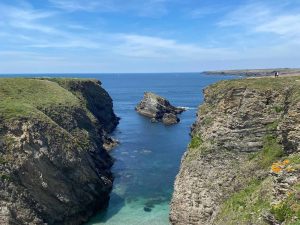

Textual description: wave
[178,106,197,110]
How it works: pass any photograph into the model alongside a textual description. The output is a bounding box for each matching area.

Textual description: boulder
[135,92,185,125]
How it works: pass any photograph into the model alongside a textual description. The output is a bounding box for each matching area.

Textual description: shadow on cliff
[92,193,125,223]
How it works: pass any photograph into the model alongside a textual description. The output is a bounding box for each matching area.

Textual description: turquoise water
[1,73,237,224]
[83,73,237,225]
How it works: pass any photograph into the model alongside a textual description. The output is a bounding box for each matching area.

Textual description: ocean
[1,73,237,224]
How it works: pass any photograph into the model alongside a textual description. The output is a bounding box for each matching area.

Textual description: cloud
[255,15,300,38]
[0,3,58,34]
[218,1,300,39]
[188,5,228,19]
[1,0,300,73]
[218,3,271,27]
[27,38,101,49]
[0,2,103,49]
[48,0,116,12]
[113,34,238,60]
[49,0,170,17]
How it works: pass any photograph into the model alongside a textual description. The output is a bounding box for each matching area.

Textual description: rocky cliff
[204,68,300,77]
[170,77,300,225]
[0,78,119,225]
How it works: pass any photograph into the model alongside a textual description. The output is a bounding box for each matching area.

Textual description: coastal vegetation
[0,78,118,224]
[0,78,81,120]
[204,68,300,77]
[171,76,300,225]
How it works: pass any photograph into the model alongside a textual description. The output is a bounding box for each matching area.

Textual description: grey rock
[170,79,300,225]
[0,79,119,225]
[135,92,185,125]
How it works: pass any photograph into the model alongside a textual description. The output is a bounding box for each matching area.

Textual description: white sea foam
[178,106,197,110]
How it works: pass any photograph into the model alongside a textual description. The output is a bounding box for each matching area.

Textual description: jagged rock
[170,77,300,225]
[0,78,119,225]
[162,113,179,125]
[135,92,185,125]
[102,136,119,151]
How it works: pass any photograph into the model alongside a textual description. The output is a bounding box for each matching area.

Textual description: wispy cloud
[48,0,116,12]
[188,5,228,19]
[0,2,103,49]
[218,1,300,39]
[114,34,238,60]
[1,0,300,73]
[49,0,170,17]
[255,15,300,38]
[0,3,58,34]
[218,3,271,27]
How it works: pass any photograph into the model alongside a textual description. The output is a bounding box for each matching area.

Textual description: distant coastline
[204,68,300,77]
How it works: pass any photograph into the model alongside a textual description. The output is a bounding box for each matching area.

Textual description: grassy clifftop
[205,68,300,76]
[171,76,300,225]
[207,76,300,101]
[0,78,84,120]
[0,78,118,224]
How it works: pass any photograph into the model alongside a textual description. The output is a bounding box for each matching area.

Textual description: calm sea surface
[1,73,237,225]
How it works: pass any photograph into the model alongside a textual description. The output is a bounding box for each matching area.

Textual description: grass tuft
[260,135,284,167]
[189,135,203,149]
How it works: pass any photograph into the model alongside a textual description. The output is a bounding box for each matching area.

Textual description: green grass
[260,135,284,167]
[270,189,300,224]
[289,154,300,165]
[189,135,203,149]
[0,156,7,164]
[271,200,294,222]
[248,135,284,168]
[215,178,272,225]
[185,134,213,161]
[0,78,82,120]
[207,76,300,102]
[266,120,279,131]
[0,173,10,181]
[273,105,284,113]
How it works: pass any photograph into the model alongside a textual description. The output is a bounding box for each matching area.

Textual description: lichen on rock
[170,77,300,225]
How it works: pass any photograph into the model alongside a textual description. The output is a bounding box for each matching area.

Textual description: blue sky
[0,0,300,73]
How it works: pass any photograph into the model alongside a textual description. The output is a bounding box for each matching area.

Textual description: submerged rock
[135,92,185,125]
[144,207,152,212]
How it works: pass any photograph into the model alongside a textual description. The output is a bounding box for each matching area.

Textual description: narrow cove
[85,73,237,225]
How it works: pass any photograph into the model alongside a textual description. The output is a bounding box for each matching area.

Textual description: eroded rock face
[0,79,119,225]
[135,92,185,125]
[170,78,300,225]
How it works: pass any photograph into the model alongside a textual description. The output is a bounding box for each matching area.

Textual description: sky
[0,0,300,73]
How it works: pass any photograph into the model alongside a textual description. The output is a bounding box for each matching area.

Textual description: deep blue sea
[1,73,237,225]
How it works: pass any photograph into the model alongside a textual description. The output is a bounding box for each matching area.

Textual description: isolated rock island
[135,92,185,125]
[0,78,119,225]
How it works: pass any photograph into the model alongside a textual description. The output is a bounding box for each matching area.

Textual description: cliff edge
[204,68,300,77]
[0,78,119,225]
[170,77,300,225]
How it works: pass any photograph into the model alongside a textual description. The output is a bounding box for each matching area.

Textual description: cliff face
[0,78,119,225]
[170,77,300,225]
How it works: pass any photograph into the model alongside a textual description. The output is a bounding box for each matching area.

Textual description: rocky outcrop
[204,68,300,77]
[170,77,300,225]
[0,78,119,225]
[135,92,185,125]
